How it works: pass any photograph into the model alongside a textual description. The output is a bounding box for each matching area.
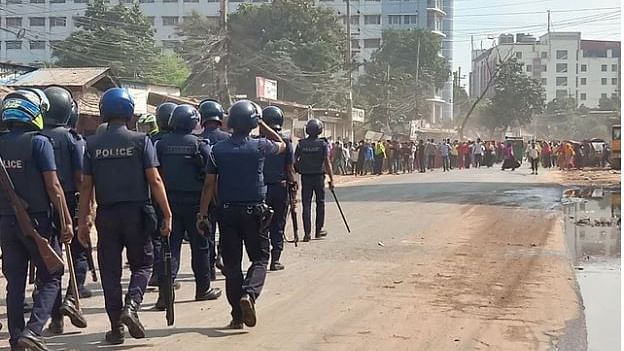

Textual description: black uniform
[207,133,278,323]
[295,136,329,238]
[83,124,158,328]
[263,135,293,265]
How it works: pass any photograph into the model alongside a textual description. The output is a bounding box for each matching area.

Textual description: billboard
[256,76,278,100]
[352,108,365,122]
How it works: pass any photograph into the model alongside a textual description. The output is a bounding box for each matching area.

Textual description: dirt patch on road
[548,168,621,187]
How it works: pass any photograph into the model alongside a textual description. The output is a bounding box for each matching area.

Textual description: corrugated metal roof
[7,67,111,88]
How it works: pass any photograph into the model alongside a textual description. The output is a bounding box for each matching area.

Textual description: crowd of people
[327,138,612,176]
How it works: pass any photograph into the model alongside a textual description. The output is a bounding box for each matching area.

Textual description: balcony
[427,0,446,16]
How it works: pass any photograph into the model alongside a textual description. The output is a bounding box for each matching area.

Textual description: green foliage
[145,54,190,88]
[599,95,621,111]
[53,0,159,80]
[357,29,450,131]
[178,1,346,105]
[481,58,545,132]
[452,85,471,122]
[545,97,577,114]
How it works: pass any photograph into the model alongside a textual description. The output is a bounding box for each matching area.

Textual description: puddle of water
[563,189,621,351]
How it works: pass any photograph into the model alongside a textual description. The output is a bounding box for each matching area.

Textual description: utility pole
[414,38,420,121]
[547,10,551,33]
[220,0,231,105]
[345,0,354,141]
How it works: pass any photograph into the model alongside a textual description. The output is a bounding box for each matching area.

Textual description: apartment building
[0,0,453,120]
[470,32,620,109]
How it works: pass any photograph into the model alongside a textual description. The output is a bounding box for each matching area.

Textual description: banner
[256,76,278,100]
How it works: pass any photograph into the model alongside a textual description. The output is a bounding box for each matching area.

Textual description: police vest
[151,131,168,143]
[263,136,290,184]
[157,133,205,193]
[41,126,78,193]
[212,136,265,204]
[0,132,51,215]
[199,128,230,146]
[296,137,326,175]
[86,127,149,206]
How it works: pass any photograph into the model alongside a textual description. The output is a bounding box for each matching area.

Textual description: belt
[221,202,264,208]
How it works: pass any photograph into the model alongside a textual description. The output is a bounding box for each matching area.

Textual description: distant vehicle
[611,125,620,170]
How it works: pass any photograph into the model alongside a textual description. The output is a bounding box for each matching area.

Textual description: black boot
[315,230,327,239]
[270,262,285,271]
[215,254,224,271]
[239,294,257,327]
[17,328,48,351]
[120,298,145,339]
[60,297,87,328]
[105,324,125,345]
[151,294,166,311]
[45,318,63,335]
[195,287,222,301]
[302,234,311,242]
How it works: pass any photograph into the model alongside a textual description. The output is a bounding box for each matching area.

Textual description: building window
[612,78,618,85]
[6,41,22,50]
[50,0,66,3]
[351,39,360,49]
[6,0,22,4]
[541,78,547,86]
[556,90,568,99]
[74,0,88,3]
[162,16,179,26]
[580,78,587,85]
[146,17,155,25]
[139,0,155,3]
[515,52,522,59]
[388,15,401,25]
[601,93,607,98]
[601,64,607,72]
[29,17,45,26]
[363,38,380,48]
[580,93,587,101]
[541,51,547,59]
[30,0,44,3]
[601,78,607,85]
[350,16,359,26]
[364,15,381,25]
[526,65,532,72]
[612,64,618,72]
[542,65,547,72]
[556,50,568,59]
[29,40,46,50]
[580,64,587,72]
[163,0,177,3]
[556,63,567,73]
[613,93,619,98]
[365,0,381,2]
[403,15,418,25]
[556,77,568,86]
[6,17,22,27]
[49,17,67,27]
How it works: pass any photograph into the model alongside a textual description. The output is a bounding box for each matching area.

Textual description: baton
[330,188,351,233]
[58,196,81,310]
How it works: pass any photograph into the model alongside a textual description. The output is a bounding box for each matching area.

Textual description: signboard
[256,76,278,100]
[409,120,419,141]
[352,108,365,123]
[364,130,384,141]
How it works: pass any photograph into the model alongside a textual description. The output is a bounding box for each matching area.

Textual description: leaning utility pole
[220,0,232,105]
[345,0,354,141]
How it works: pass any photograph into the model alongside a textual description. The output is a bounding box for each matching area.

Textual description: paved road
[0,167,585,350]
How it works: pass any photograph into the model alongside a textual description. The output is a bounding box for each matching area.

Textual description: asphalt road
[0,167,586,351]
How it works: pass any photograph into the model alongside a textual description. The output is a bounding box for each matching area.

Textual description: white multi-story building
[0,0,453,120]
[470,32,621,109]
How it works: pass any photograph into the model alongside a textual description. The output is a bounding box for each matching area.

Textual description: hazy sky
[451,0,621,86]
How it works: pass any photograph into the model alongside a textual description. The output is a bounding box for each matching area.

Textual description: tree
[599,95,621,111]
[53,0,161,80]
[480,58,544,132]
[145,54,190,89]
[356,29,450,132]
[545,96,577,115]
[178,1,346,105]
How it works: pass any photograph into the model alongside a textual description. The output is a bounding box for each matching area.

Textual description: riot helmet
[136,114,158,135]
[305,118,323,137]
[43,86,74,127]
[155,102,177,131]
[198,99,224,125]
[99,88,134,122]
[228,100,260,133]
[2,89,48,131]
[262,106,284,131]
[169,104,200,133]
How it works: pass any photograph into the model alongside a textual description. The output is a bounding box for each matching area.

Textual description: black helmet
[169,104,200,133]
[155,102,177,131]
[198,99,224,124]
[43,86,73,127]
[262,106,284,131]
[68,99,78,129]
[305,118,323,136]
[228,100,260,133]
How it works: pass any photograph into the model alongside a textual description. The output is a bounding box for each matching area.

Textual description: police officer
[0,89,74,351]
[261,106,296,271]
[197,99,230,278]
[294,119,335,242]
[154,104,221,310]
[197,100,285,329]
[147,102,177,289]
[40,86,88,335]
[76,88,172,345]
